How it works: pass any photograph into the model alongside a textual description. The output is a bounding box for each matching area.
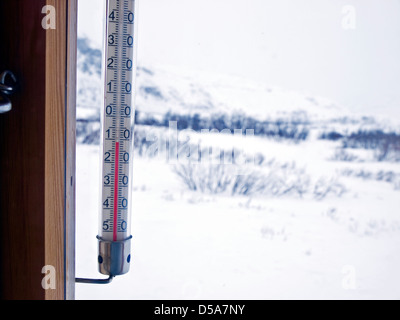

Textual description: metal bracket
[0,70,18,114]
[75,275,114,285]
[97,236,132,277]
[75,236,132,285]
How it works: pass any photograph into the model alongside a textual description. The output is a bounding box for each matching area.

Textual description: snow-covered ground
[75,133,400,300]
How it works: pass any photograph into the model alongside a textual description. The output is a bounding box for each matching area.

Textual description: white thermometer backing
[97,0,137,277]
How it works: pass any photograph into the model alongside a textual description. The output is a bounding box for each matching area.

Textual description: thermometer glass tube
[98,0,137,277]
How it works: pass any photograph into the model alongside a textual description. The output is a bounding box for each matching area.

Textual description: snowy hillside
[75,37,400,300]
[77,36,348,121]
[134,65,347,120]
[77,37,400,141]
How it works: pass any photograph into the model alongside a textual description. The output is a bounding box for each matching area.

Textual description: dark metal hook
[0,70,18,95]
[75,275,114,285]
[0,70,18,114]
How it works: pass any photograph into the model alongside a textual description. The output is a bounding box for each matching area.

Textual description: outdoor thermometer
[98,0,137,278]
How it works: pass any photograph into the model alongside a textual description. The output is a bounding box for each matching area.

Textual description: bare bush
[341,130,400,162]
[173,164,237,194]
[173,162,315,198]
[313,177,346,200]
[330,148,359,162]
[339,168,400,191]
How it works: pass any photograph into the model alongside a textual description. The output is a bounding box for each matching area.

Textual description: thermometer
[97,0,137,277]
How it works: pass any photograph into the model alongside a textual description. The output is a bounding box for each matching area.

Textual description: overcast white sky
[78,0,400,117]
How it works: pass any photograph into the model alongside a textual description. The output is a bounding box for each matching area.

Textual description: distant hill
[76,36,400,161]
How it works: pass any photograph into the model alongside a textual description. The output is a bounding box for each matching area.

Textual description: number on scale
[104,175,111,185]
[106,128,112,139]
[121,198,128,208]
[103,221,110,231]
[126,59,132,70]
[123,129,130,139]
[103,199,110,208]
[106,105,113,115]
[126,36,133,46]
[121,220,127,231]
[104,152,111,162]
[107,81,113,92]
[108,34,115,45]
[123,152,129,162]
[127,12,134,23]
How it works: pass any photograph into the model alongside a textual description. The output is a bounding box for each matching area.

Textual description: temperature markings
[104,151,113,163]
[105,104,117,116]
[120,105,132,117]
[108,7,120,22]
[123,58,133,71]
[108,33,120,47]
[102,197,114,209]
[107,56,118,70]
[102,219,114,233]
[100,0,136,243]
[106,81,133,94]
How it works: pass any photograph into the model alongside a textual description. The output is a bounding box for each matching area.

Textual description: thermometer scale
[97,0,137,277]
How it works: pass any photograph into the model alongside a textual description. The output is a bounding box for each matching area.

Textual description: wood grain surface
[0,0,77,300]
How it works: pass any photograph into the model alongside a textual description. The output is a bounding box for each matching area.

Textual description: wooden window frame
[0,0,77,300]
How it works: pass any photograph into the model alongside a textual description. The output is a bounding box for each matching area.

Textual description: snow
[75,137,400,299]
[135,64,349,121]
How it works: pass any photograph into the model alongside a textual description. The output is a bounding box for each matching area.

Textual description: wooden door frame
[0,0,77,300]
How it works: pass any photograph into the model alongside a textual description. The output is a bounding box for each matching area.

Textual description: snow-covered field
[75,133,400,300]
